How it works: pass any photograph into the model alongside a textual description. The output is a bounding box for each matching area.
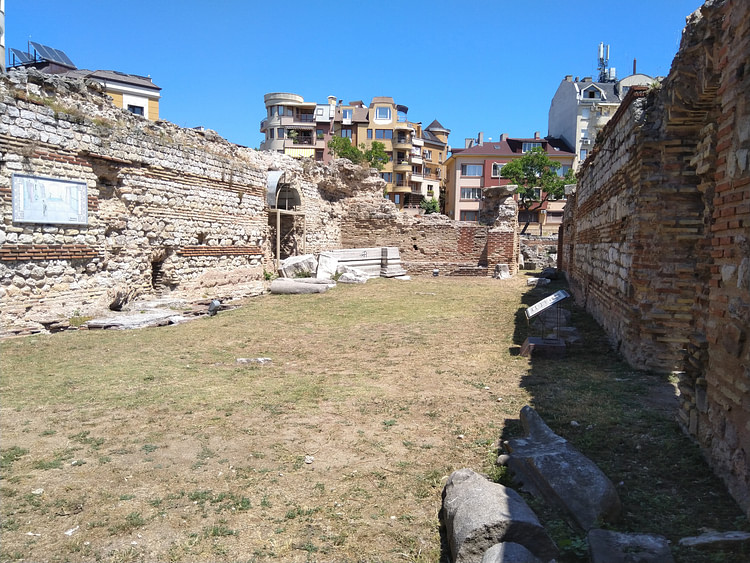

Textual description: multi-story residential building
[444,132,574,232]
[548,45,654,169]
[260,93,449,212]
[7,41,161,119]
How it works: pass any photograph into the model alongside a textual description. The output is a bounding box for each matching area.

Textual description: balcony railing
[295,114,315,123]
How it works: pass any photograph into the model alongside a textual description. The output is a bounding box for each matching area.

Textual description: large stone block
[441,468,558,563]
[501,406,621,531]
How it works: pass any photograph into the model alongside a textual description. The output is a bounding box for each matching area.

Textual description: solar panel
[9,48,34,65]
[29,42,76,68]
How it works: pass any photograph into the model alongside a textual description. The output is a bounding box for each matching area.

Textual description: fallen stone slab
[527,277,550,286]
[441,468,558,563]
[338,271,368,284]
[269,279,329,295]
[500,406,621,531]
[288,277,337,288]
[481,542,543,562]
[279,254,317,278]
[678,530,750,549]
[316,252,338,280]
[588,529,674,563]
[86,311,187,330]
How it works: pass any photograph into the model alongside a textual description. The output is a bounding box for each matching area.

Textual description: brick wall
[561,0,750,514]
[0,70,271,335]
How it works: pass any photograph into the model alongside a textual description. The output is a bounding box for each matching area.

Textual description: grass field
[1,274,746,562]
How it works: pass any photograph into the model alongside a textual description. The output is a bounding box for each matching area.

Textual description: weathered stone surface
[338,271,368,284]
[269,279,328,295]
[494,264,511,280]
[481,542,543,563]
[678,530,750,549]
[526,278,550,286]
[315,252,338,280]
[279,254,317,278]
[588,529,674,563]
[441,468,558,563]
[502,406,621,530]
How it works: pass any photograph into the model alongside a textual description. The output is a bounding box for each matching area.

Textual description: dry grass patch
[1,275,746,562]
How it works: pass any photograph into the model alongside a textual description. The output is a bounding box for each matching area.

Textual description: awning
[285,147,315,158]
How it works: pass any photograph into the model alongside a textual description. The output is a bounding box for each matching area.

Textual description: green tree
[327,137,364,164]
[361,141,389,170]
[500,147,574,232]
[419,197,440,215]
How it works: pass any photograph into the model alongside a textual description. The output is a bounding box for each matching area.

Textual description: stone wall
[0,69,277,335]
[561,0,750,514]
[1,69,519,337]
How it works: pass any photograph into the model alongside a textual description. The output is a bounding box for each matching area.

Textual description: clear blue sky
[6,0,703,150]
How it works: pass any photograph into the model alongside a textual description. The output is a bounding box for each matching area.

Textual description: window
[375,129,393,140]
[381,172,392,182]
[276,105,284,116]
[277,128,285,139]
[269,129,274,139]
[127,105,144,116]
[557,165,571,177]
[317,129,325,139]
[424,166,431,176]
[581,108,590,120]
[367,129,373,139]
[491,163,504,177]
[341,127,352,138]
[315,149,324,161]
[423,149,432,160]
[460,210,479,222]
[397,151,406,162]
[395,173,405,185]
[461,187,482,200]
[532,188,542,199]
[316,108,324,116]
[522,142,542,153]
[460,164,483,176]
[342,109,352,120]
[580,148,588,161]
[438,152,443,163]
[584,88,600,99]
[376,107,391,120]
[394,194,401,204]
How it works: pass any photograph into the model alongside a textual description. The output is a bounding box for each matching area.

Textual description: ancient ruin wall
[561,0,750,513]
[0,69,273,335]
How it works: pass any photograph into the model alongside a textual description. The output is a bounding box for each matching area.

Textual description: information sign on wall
[11,174,88,225]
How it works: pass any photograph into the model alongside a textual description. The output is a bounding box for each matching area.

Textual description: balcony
[394,161,411,172]
[412,137,424,147]
[260,119,267,132]
[410,152,423,165]
[394,136,411,149]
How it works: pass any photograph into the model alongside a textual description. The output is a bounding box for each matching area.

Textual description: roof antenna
[597,42,611,82]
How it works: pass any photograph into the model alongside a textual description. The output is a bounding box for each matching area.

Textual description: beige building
[260,93,449,211]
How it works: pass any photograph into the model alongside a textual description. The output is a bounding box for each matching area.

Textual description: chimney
[565,75,573,82]
[633,58,637,75]
[465,138,474,149]
[500,133,508,141]
[534,131,541,140]
[477,132,484,145]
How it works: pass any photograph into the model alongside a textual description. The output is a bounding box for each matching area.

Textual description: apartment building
[444,132,574,231]
[548,45,654,168]
[7,41,161,120]
[260,93,449,211]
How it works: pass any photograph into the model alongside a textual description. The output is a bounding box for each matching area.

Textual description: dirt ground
[1,276,536,562]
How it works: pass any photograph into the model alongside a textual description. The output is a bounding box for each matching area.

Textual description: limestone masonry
[561,0,750,515]
[0,69,518,337]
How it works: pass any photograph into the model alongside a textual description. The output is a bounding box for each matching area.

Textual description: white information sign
[525,289,570,319]
[12,174,88,225]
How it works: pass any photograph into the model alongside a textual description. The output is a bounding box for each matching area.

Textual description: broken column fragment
[500,406,621,531]
[441,468,558,562]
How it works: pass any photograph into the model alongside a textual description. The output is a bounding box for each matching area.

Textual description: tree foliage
[327,138,389,171]
[361,141,389,171]
[419,197,440,214]
[500,147,575,210]
[327,137,364,164]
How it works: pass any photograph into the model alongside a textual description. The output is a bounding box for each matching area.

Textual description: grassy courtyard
[0,275,746,562]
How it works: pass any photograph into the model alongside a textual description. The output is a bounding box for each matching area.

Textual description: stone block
[588,529,673,563]
[502,406,621,531]
[441,468,558,563]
